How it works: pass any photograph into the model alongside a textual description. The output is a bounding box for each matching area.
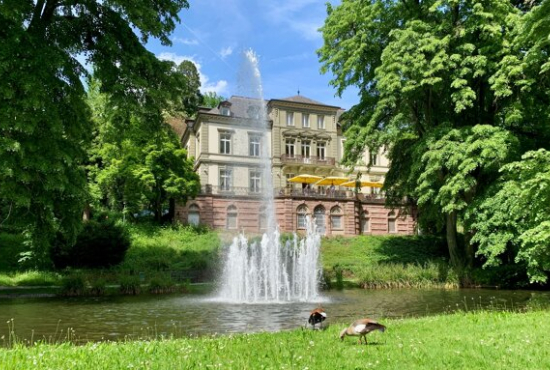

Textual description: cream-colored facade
[177,95,415,236]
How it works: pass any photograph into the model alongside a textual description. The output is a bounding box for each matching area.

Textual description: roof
[271,95,341,109]
[207,96,267,119]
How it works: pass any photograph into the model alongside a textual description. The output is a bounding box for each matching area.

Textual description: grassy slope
[1,310,549,369]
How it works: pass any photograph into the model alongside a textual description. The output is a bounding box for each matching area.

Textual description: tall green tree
[0,0,189,265]
[87,75,200,223]
[318,0,537,284]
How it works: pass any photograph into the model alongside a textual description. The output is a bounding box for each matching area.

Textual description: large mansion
[175,95,416,236]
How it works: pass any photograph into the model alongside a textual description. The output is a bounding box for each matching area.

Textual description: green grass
[321,235,455,288]
[1,310,549,369]
[1,227,455,290]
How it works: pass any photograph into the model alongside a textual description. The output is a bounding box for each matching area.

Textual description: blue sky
[145,0,358,110]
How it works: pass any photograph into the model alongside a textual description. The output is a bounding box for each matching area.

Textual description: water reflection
[1,288,549,344]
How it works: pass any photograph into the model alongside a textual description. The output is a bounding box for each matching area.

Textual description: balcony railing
[198,185,385,201]
[280,154,335,166]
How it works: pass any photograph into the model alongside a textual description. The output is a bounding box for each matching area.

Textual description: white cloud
[219,46,233,59]
[172,36,199,45]
[262,0,324,41]
[157,52,228,95]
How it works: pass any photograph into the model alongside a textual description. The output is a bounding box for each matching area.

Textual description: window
[249,135,261,157]
[259,206,267,230]
[195,131,200,158]
[302,113,310,128]
[297,205,308,229]
[317,142,326,160]
[388,211,396,233]
[302,140,311,161]
[285,139,295,157]
[220,132,231,154]
[227,205,237,229]
[370,151,378,166]
[331,206,343,230]
[285,173,295,188]
[287,112,294,126]
[188,204,200,226]
[314,206,326,235]
[317,115,325,129]
[220,168,232,191]
[250,170,261,193]
[220,107,231,116]
[361,211,370,233]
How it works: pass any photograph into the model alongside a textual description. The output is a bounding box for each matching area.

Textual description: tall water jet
[216,50,323,303]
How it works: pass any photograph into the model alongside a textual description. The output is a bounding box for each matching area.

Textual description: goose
[308,308,327,329]
[340,318,385,344]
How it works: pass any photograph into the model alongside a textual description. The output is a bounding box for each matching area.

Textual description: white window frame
[297,205,308,229]
[286,112,294,126]
[220,132,231,154]
[249,170,261,193]
[227,206,237,229]
[370,152,378,166]
[302,113,310,128]
[317,115,325,129]
[249,135,261,157]
[220,168,232,191]
[302,140,311,159]
[317,142,326,160]
[285,139,295,157]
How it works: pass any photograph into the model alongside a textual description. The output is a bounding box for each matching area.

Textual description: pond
[1,288,549,344]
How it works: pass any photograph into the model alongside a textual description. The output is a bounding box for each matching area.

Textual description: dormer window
[219,101,232,116]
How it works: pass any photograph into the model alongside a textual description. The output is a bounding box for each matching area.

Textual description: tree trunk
[445,211,465,284]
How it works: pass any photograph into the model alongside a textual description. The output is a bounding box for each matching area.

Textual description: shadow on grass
[374,235,448,265]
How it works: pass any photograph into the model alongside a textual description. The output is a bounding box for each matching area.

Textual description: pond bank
[1,309,549,369]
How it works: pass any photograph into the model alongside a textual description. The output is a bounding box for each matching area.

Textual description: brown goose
[339,318,386,344]
[308,307,327,329]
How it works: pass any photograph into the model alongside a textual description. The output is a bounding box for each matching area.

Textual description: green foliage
[121,224,220,273]
[51,219,131,269]
[318,0,550,281]
[472,149,550,283]
[60,275,86,297]
[119,275,141,295]
[0,0,193,266]
[201,91,226,108]
[87,78,200,223]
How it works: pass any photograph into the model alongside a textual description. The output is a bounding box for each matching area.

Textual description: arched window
[361,211,370,234]
[314,205,326,235]
[188,204,200,226]
[388,211,397,233]
[227,205,238,229]
[330,206,343,230]
[296,205,308,229]
[259,206,267,230]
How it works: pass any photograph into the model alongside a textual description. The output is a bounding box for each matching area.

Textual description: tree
[318,0,533,284]
[201,92,226,108]
[471,149,550,283]
[87,77,200,223]
[0,0,190,265]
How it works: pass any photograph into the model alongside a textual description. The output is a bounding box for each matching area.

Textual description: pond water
[1,288,549,344]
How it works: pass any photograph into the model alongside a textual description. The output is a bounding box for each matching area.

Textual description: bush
[60,275,86,296]
[51,219,130,269]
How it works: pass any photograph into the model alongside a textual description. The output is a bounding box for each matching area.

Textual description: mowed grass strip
[1,310,549,369]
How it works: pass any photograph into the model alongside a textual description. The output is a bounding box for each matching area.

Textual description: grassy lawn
[1,310,548,369]
[0,227,455,290]
[321,235,457,288]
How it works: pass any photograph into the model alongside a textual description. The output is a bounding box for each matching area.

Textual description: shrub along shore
[0,223,534,294]
[1,310,549,369]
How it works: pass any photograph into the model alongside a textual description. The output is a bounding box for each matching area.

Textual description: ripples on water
[1,288,549,344]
